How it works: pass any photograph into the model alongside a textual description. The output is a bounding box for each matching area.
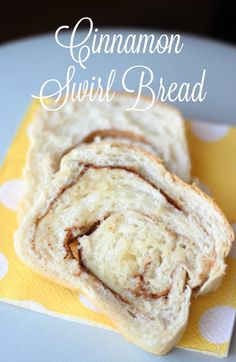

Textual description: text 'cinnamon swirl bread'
[15,143,233,355]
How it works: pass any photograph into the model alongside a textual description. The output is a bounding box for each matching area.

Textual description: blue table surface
[0,30,236,362]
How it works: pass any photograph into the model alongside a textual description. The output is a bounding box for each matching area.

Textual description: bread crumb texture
[0,100,236,357]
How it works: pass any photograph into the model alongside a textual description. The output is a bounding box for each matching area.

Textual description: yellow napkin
[0,100,236,357]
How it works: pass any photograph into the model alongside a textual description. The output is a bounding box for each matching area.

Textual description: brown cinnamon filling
[82,129,148,144]
[131,273,169,299]
[159,190,182,211]
[64,216,110,259]
[61,129,152,159]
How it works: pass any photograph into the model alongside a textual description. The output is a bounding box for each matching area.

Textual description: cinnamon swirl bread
[20,95,190,218]
[15,143,233,355]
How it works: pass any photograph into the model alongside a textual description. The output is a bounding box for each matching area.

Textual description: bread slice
[14,143,233,355]
[20,94,190,218]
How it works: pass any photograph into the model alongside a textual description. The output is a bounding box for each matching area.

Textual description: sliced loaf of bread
[15,143,233,355]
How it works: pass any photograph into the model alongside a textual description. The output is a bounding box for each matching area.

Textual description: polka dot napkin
[0,101,236,357]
